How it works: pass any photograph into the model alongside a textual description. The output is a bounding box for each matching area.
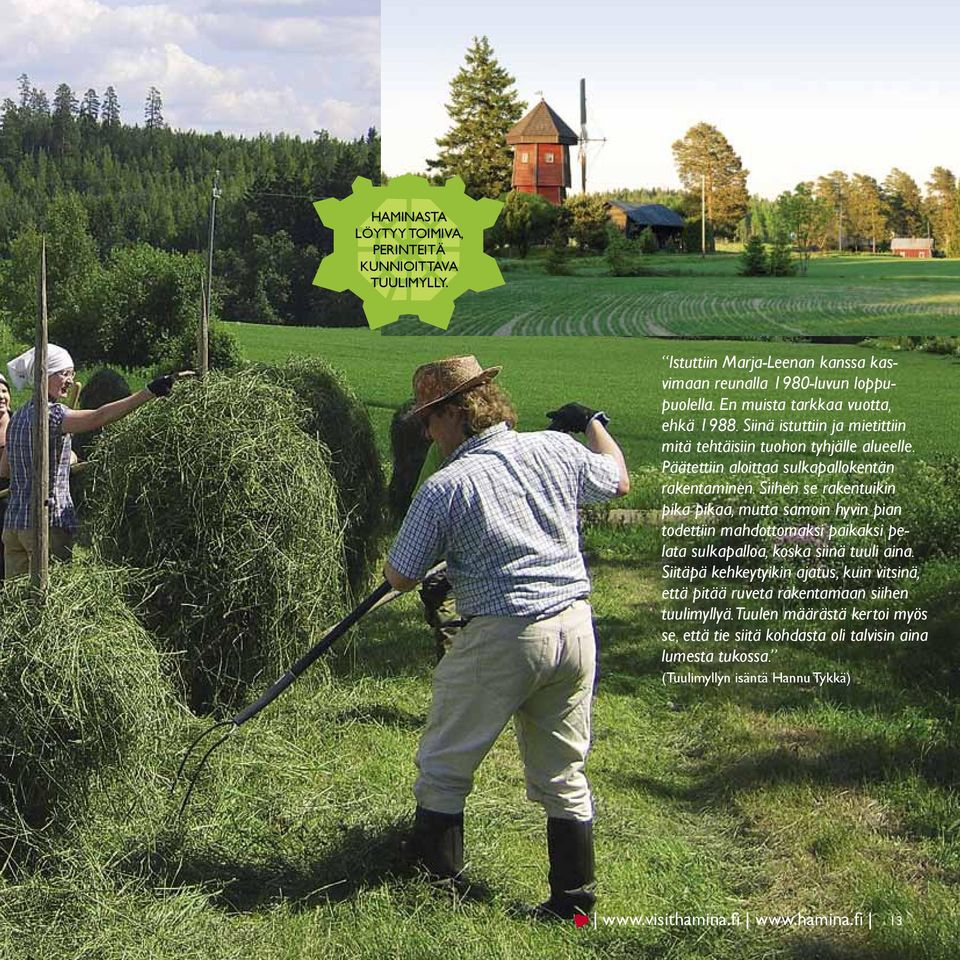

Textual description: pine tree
[17,73,30,110]
[428,36,525,199]
[102,86,121,127]
[80,88,100,123]
[145,87,165,129]
[29,87,50,115]
[53,83,78,117]
[924,166,956,252]
[52,83,79,155]
[605,228,634,276]
[671,123,749,237]
[0,98,20,159]
[883,168,924,238]
[766,233,795,276]
[503,191,533,256]
[815,171,849,250]
[739,234,767,275]
[948,187,960,258]
[846,174,884,252]
[545,206,573,275]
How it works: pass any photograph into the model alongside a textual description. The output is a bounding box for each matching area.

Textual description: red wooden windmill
[506,98,579,205]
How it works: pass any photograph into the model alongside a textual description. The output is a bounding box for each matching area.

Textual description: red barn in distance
[891,237,934,259]
[506,99,578,205]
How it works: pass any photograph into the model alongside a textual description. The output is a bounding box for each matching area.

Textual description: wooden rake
[172,562,445,818]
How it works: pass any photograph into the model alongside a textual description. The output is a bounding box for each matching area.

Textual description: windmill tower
[506,98,578,204]
[578,79,606,195]
[506,81,604,203]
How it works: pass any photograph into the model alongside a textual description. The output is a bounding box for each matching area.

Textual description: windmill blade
[580,78,588,194]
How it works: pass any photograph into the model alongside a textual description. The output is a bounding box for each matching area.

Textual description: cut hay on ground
[84,372,349,714]
[258,357,385,591]
[0,561,171,867]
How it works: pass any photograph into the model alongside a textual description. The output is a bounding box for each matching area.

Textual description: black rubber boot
[407,806,464,880]
[532,818,596,920]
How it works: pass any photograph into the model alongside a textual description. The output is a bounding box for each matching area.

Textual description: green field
[227,326,960,469]
[2,327,958,959]
[378,254,960,336]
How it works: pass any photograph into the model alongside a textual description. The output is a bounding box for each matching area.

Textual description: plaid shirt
[3,400,76,532]
[388,424,620,618]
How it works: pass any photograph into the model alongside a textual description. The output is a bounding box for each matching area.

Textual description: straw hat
[409,356,501,418]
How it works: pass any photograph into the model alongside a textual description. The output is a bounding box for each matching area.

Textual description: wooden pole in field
[837,190,843,253]
[31,237,50,593]
[204,169,220,347]
[198,275,209,377]
[701,173,706,259]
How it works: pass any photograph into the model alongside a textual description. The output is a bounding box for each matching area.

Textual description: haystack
[0,562,171,862]
[258,357,385,591]
[84,372,349,713]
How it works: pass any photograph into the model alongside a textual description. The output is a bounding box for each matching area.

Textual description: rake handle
[231,579,395,727]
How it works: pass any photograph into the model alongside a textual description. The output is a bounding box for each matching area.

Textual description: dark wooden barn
[506,99,579,205]
[605,201,685,248]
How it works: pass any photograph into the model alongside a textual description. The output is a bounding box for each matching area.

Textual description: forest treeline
[0,76,379,335]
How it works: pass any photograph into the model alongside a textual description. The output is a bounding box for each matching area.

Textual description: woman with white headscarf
[0,345,179,580]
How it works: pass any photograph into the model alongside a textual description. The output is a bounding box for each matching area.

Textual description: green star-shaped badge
[313,175,504,330]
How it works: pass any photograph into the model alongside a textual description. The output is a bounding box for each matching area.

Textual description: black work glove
[419,569,452,609]
[147,374,176,397]
[546,403,610,433]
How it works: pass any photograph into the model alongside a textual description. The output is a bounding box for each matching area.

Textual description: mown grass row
[382,253,960,336]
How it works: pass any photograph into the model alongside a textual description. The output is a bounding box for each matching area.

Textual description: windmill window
[545,152,555,163]
[520,152,529,163]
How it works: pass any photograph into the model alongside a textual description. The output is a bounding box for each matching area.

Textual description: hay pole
[198,275,209,377]
[31,237,50,594]
[199,168,220,380]
[173,562,446,817]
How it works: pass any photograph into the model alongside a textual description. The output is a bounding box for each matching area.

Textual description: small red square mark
[574,913,590,928]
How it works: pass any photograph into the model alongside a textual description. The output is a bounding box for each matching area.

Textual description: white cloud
[101,42,236,92]
[94,44,374,137]
[319,97,374,139]
[0,0,197,58]
[205,86,315,136]
[108,4,198,45]
[198,0,377,16]
[0,0,378,138]
[199,12,378,60]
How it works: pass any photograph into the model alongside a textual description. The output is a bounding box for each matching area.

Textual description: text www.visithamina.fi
[580,912,878,930]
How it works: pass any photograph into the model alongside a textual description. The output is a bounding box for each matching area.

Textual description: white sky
[0,0,379,140]
[382,0,960,198]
